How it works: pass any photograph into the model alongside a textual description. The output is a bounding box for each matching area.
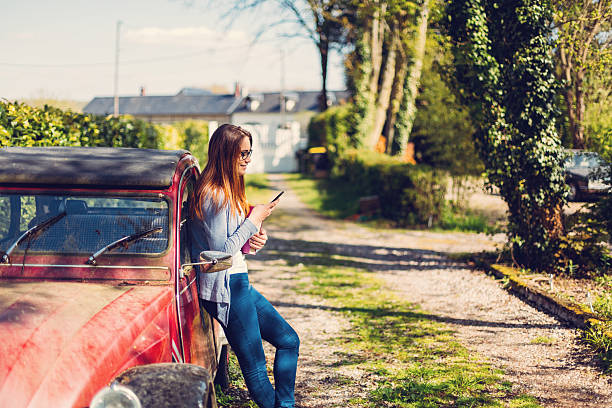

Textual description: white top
[228,250,248,275]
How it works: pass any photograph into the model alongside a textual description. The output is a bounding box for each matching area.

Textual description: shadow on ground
[256,236,468,273]
[268,300,561,331]
[253,236,562,332]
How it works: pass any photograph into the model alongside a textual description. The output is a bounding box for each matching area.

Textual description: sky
[0,0,346,102]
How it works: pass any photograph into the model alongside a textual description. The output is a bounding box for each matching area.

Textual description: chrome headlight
[90,383,142,408]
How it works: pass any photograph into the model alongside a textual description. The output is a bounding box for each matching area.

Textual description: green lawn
[282,173,500,233]
[282,173,361,219]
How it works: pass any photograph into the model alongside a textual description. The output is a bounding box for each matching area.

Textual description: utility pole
[113,20,122,117]
[280,48,285,125]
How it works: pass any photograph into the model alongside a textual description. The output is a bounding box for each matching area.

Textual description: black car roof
[0,147,191,189]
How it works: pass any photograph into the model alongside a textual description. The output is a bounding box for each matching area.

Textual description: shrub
[557,209,611,277]
[334,150,448,226]
[171,120,209,165]
[156,120,209,166]
[0,101,161,149]
[592,164,612,237]
[0,102,80,147]
[0,102,211,161]
[410,41,483,177]
[307,105,355,166]
[558,163,611,278]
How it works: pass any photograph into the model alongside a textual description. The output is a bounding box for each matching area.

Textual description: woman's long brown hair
[191,124,252,219]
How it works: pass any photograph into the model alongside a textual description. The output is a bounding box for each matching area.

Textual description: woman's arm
[201,195,258,255]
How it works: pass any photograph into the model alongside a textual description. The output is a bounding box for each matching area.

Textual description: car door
[176,171,218,374]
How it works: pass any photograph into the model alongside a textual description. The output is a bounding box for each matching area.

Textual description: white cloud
[125,26,249,47]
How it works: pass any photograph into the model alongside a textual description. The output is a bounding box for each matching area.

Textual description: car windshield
[0,194,169,256]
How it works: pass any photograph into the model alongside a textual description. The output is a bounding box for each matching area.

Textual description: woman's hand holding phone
[247,201,277,229]
[245,191,282,254]
[247,191,283,228]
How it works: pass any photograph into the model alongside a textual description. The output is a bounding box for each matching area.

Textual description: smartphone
[270,191,284,203]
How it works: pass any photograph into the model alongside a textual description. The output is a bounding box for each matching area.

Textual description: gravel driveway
[246,174,611,408]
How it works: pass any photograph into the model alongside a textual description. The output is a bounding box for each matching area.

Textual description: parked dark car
[564,150,611,201]
[0,147,230,408]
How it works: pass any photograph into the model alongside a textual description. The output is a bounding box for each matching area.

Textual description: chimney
[139,86,146,96]
[234,82,241,98]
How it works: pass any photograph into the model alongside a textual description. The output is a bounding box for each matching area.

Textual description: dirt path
[246,174,611,408]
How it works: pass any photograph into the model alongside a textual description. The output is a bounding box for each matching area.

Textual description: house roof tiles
[232,90,350,114]
[83,94,238,116]
[82,90,350,117]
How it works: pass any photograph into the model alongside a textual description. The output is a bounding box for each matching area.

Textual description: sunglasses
[240,149,253,160]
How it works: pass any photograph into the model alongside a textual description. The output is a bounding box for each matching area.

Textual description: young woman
[189,124,300,408]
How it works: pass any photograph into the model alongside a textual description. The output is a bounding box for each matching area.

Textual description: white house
[84,88,349,173]
[231,90,348,173]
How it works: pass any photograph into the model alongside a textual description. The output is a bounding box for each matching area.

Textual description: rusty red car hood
[0,280,173,408]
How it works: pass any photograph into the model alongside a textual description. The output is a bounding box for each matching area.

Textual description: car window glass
[20,196,36,231]
[0,193,169,256]
[0,197,10,238]
[572,153,604,168]
[587,156,603,167]
[577,156,591,167]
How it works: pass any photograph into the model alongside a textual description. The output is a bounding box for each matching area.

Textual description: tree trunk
[367,25,399,149]
[558,46,579,147]
[396,0,430,155]
[574,69,585,149]
[564,85,579,146]
[368,4,386,100]
[318,38,329,112]
[384,48,408,153]
[358,4,386,141]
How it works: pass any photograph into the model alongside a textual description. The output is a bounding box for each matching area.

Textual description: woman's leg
[216,274,275,408]
[200,273,299,408]
[250,285,300,408]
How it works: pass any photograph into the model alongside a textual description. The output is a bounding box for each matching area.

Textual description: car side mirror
[179,250,233,277]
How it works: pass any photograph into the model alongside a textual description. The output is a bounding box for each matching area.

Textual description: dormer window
[248,100,260,111]
[282,92,299,112]
[246,93,264,112]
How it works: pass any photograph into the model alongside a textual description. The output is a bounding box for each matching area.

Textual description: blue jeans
[201,273,300,408]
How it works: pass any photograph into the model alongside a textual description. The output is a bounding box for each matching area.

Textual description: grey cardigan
[189,192,258,326]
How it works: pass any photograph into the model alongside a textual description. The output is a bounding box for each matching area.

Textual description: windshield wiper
[86,226,163,265]
[1,211,67,264]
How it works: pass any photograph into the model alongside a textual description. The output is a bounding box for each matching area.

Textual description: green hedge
[307,105,355,165]
[0,102,209,161]
[334,150,448,226]
[157,120,209,166]
[0,101,162,148]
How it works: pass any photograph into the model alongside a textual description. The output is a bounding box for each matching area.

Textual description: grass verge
[438,206,502,234]
[215,350,258,408]
[282,173,360,219]
[290,259,540,407]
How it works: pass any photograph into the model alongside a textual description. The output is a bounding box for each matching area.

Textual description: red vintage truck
[0,147,230,408]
